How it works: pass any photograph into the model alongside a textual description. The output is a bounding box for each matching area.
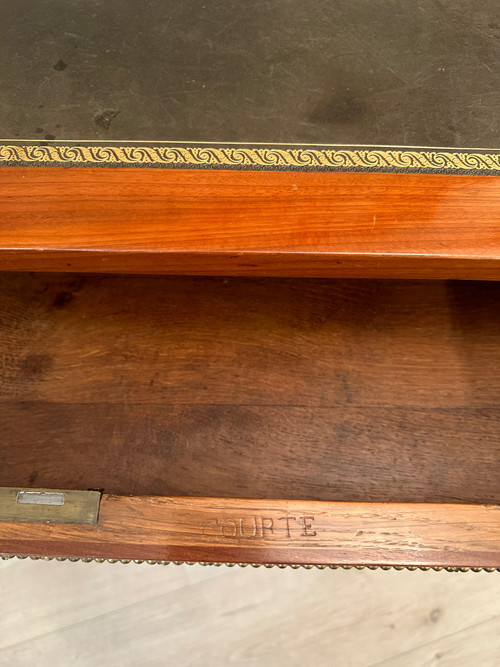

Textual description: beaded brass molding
[1,143,500,173]
[1,555,498,572]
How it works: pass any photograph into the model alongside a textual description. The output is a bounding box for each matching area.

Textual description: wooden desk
[0,0,499,570]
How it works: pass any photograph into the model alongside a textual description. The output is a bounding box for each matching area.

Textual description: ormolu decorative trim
[1,554,498,572]
[1,144,499,173]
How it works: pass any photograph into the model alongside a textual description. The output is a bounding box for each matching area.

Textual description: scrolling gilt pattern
[1,144,500,172]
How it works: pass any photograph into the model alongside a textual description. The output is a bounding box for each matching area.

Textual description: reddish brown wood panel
[2,403,499,504]
[1,496,499,568]
[1,274,498,409]
[1,274,499,504]
[1,168,500,278]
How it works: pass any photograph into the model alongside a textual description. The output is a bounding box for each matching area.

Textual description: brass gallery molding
[2,555,499,571]
[1,143,500,172]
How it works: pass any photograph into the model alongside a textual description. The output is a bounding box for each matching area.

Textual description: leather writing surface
[0,0,499,172]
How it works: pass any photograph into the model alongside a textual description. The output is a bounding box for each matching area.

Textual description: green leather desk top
[1,0,499,173]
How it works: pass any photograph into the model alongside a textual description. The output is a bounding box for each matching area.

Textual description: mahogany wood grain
[2,403,498,504]
[1,168,500,279]
[1,273,499,408]
[1,496,499,568]
[1,273,499,504]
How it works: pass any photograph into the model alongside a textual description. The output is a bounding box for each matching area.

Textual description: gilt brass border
[1,143,499,173]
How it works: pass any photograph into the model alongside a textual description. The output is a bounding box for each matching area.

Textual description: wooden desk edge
[1,496,499,569]
[1,167,500,279]
[0,250,499,279]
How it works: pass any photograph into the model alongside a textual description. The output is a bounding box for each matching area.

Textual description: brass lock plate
[0,487,101,525]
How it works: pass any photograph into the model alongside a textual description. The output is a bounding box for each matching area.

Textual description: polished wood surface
[1,496,499,568]
[1,273,499,506]
[1,168,500,278]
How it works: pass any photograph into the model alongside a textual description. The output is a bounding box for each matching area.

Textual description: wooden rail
[1,496,499,568]
[1,168,499,278]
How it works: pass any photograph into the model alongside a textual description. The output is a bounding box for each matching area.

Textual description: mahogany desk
[0,0,499,571]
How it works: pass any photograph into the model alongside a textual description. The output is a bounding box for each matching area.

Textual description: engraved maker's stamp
[202,514,317,540]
